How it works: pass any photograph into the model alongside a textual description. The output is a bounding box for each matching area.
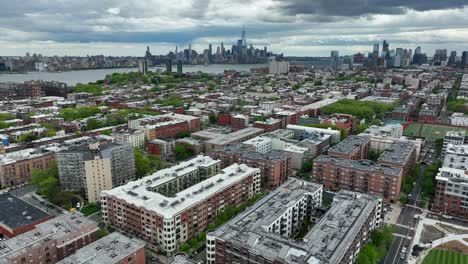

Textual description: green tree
[86,118,102,130]
[74,83,103,95]
[18,133,39,142]
[45,130,57,137]
[355,123,369,134]
[175,145,194,161]
[30,162,60,201]
[134,148,151,178]
[209,115,217,124]
[39,177,60,200]
[176,131,191,138]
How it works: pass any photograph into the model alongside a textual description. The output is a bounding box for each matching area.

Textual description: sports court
[403,123,468,140]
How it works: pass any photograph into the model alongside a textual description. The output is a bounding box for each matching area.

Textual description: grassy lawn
[80,203,99,216]
[423,249,468,264]
[403,124,468,140]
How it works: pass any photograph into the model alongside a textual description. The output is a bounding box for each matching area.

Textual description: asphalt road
[381,145,432,264]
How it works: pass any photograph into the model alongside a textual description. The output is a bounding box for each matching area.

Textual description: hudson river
[0,64,264,85]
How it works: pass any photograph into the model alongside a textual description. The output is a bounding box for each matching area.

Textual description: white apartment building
[451,112,468,127]
[243,136,310,169]
[114,129,145,148]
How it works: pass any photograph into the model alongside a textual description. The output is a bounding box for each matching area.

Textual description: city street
[381,143,433,264]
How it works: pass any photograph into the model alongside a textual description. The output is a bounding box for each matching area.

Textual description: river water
[0,64,265,85]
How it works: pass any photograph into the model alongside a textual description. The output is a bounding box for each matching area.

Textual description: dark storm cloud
[278,0,468,17]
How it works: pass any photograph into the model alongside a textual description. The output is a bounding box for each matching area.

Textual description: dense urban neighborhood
[1,42,468,264]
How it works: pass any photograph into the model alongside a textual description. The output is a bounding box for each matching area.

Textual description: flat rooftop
[222,143,292,162]
[211,178,380,264]
[0,148,53,166]
[0,193,51,231]
[314,155,402,177]
[328,135,370,155]
[57,232,146,264]
[378,141,415,166]
[103,161,260,219]
[205,127,264,145]
[0,213,98,263]
[443,143,468,170]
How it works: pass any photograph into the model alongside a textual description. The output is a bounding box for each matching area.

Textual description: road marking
[393,233,412,239]
[395,223,414,230]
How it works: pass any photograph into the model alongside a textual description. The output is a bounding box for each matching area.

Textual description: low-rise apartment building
[328,135,370,160]
[0,213,99,264]
[0,148,55,188]
[313,155,402,203]
[101,156,260,254]
[57,232,147,264]
[129,113,200,141]
[114,129,145,148]
[207,178,382,264]
[210,144,292,190]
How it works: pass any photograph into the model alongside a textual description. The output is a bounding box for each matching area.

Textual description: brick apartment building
[57,232,147,264]
[320,113,357,134]
[0,148,55,188]
[253,118,282,132]
[101,156,260,254]
[210,144,292,190]
[230,114,249,131]
[147,139,176,159]
[0,213,99,264]
[313,155,402,203]
[328,135,370,160]
[376,141,417,178]
[129,113,200,140]
[217,114,231,126]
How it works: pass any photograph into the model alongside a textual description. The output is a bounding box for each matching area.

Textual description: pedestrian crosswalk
[395,223,415,230]
[393,233,413,239]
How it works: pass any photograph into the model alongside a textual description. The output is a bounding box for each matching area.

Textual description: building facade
[313,155,402,203]
[57,140,135,202]
[114,129,145,148]
[207,178,382,264]
[0,148,55,188]
[0,213,99,264]
[210,144,292,190]
[101,156,260,254]
[57,232,146,264]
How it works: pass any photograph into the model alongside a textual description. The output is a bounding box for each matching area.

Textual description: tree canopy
[323,99,395,120]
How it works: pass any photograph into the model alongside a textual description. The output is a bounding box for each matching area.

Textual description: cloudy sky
[1,0,468,56]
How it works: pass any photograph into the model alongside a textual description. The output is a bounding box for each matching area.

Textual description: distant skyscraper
[241,26,247,47]
[145,46,152,58]
[448,51,457,67]
[434,49,448,63]
[165,60,172,72]
[461,51,468,68]
[177,60,183,74]
[188,42,192,62]
[382,40,389,54]
[330,50,340,70]
[138,60,148,75]
[208,44,213,63]
[373,44,379,57]
[415,46,421,55]
[221,42,225,57]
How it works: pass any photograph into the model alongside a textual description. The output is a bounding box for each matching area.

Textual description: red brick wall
[218,114,231,126]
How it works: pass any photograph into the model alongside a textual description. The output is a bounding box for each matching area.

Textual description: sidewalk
[408,212,468,264]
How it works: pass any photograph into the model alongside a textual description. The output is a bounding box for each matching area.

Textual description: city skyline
[1,1,468,56]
